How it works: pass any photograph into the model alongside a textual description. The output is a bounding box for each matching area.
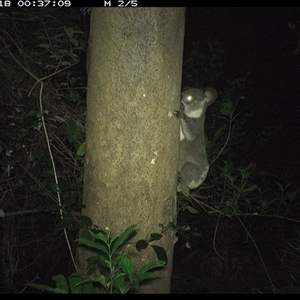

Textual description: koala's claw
[174,104,184,119]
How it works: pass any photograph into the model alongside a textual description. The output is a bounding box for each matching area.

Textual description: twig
[237,216,276,292]
[212,215,223,259]
[1,36,78,273]
[4,209,50,217]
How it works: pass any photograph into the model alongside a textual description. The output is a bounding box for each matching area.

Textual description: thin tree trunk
[77,7,185,293]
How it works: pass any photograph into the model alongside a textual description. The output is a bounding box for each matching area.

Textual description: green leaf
[223,207,233,216]
[88,230,108,243]
[76,142,85,156]
[66,120,78,143]
[70,38,79,47]
[213,124,227,140]
[76,238,109,255]
[27,283,68,294]
[53,274,69,293]
[50,182,60,192]
[55,216,73,231]
[69,273,94,294]
[168,222,178,230]
[149,233,162,242]
[242,184,258,193]
[287,190,300,201]
[38,43,50,49]
[137,260,166,282]
[220,98,234,116]
[230,203,239,211]
[0,209,4,218]
[137,271,159,283]
[28,275,70,293]
[64,27,74,38]
[120,256,135,282]
[181,188,190,197]
[135,239,148,251]
[138,260,166,275]
[274,181,285,192]
[73,29,85,35]
[81,274,107,288]
[113,276,130,294]
[261,198,278,209]
[68,273,82,293]
[150,245,168,263]
[76,215,93,230]
[111,224,137,253]
[36,111,43,118]
[61,61,72,66]
[27,110,37,117]
[62,197,75,208]
[226,175,237,184]
[185,206,199,214]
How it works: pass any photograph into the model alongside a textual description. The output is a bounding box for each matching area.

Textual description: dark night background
[1,7,300,294]
[184,7,300,182]
[172,7,300,293]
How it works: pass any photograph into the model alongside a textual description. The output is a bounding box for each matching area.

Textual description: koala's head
[181,88,217,118]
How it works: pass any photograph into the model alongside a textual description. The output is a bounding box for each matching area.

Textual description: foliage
[0,8,88,292]
[175,37,300,292]
[278,230,300,293]
[28,273,94,294]
[177,79,300,225]
[0,9,169,294]
[28,225,166,294]
[288,23,300,56]
[179,38,300,219]
[0,9,87,215]
[0,8,299,294]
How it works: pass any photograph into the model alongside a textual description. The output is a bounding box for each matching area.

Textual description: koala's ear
[204,88,217,104]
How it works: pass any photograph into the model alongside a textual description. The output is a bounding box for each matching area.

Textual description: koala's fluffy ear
[204,88,218,105]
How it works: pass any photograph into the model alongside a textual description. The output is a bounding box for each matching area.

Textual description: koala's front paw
[174,103,185,119]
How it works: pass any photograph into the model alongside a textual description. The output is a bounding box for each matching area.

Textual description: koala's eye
[187,96,193,101]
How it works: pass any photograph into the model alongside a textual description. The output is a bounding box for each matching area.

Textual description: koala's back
[179,134,209,172]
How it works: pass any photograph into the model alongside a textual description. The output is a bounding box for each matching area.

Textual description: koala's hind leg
[177,162,209,192]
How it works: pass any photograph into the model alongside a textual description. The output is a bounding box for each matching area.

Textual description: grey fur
[175,88,217,192]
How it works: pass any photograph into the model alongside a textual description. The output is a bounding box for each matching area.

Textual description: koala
[175,88,217,192]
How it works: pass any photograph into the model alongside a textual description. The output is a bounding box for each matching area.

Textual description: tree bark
[78,7,185,293]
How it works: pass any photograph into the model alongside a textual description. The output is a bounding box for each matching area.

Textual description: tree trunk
[77,7,185,293]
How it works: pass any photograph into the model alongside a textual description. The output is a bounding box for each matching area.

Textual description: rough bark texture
[78,7,185,293]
